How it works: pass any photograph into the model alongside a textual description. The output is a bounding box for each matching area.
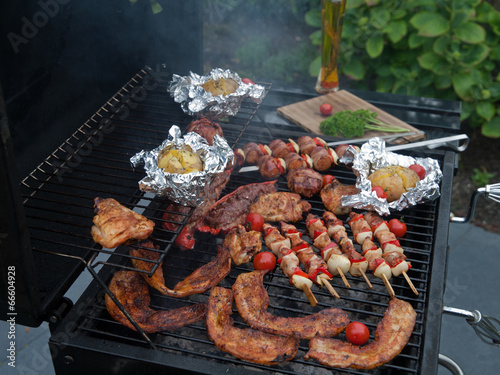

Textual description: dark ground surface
[450,126,500,234]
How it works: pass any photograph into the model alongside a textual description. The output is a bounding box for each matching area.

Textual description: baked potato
[368,165,420,202]
[201,78,238,97]
[158,148,204,174]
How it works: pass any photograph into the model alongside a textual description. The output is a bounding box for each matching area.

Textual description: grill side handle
[443,306,500,346]
[450,183,500,223]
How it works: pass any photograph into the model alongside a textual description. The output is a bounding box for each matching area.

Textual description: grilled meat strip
[320,179,359,216]
[304,298,416,369]
[232,270,349,339]
[91,197,154,249]
[249,192,311,222]
[206,286,299,365]
[197,180,278,235]
[174,170,232,250]
[173,246,231,295]
[105,270,206,333]
[130,244,231,297]
[223,225,262,265]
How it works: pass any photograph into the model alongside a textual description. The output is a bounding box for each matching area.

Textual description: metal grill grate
[21,67,455,374]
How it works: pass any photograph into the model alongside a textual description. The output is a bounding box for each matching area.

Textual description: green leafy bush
[306,0,500,138]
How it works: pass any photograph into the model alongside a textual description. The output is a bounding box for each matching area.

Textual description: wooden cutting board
[277,90,425,144]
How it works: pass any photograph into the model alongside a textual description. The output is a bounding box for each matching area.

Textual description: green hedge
[307,0,500,138]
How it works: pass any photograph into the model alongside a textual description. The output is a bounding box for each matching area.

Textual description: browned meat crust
[186,117,223,145]
[304,298,416,369]
[206,286,299,365]
[232,270,349,340]
[223,225,262,265]
[173,246,231,295]
[320,179,359,216]
[91,197,154,248]
[105,270,205,333]
[130,244,231,297]
[249,192,312,222]
[287,168,323,198]
[197,181,278,234]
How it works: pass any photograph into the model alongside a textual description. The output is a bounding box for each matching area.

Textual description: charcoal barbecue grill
[1,65,471,374]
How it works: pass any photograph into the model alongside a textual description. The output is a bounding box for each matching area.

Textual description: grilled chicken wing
[232,270,349,340]
[105,270,206,333]
[320,179,359,216]
[304,298,416,369]
[130,243,231,297]
[249,192,312,222]
[223,225,262,265]
[206,286,299,365]
[91,197,154,248]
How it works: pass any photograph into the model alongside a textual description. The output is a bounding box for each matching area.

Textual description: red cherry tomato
[253,252,276,271]
[371,186,387,199]
[320,103,333,116]
[409,164,426,180]
[388,218,407,237]
[322,174,336,187]
[242,78,255,84]
[245,213,264,232]
[345,321,370,345]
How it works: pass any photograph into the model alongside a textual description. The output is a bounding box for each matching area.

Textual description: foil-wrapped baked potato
[158,148,204,174]
[201,78,238,97]
[368,165,420,202]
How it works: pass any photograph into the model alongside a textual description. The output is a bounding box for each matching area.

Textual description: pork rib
[304,298,416,369]
[206,286,299,365]
[104,270,205,333]
[232,270,349,340]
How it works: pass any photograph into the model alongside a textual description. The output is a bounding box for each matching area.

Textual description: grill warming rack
[19,67,456,374]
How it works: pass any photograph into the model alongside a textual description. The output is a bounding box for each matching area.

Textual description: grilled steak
[196,180,278,235]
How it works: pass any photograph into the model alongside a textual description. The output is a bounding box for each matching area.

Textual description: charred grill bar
[3,67,460,374]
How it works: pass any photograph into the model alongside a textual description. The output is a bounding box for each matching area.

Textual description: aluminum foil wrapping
[168,68,266,120]
[341,137,443,215]
[130,125,234,205]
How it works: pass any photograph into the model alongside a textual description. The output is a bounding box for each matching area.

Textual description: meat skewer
[322,211,373,289]
[262,223,318,306]
[364,212,418,296]
[347,212,395,298]
[279,221,340,299]
[304,214,351,288]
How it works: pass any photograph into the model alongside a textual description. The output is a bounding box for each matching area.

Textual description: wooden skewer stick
[403,271,419,296]
[318,275,340,299]
[381,273,395,299]
[359,269,374,290]
[301,285,318,306]
[337,267,351,288]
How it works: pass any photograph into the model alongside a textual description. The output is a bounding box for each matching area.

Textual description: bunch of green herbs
[319,109,408,138]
